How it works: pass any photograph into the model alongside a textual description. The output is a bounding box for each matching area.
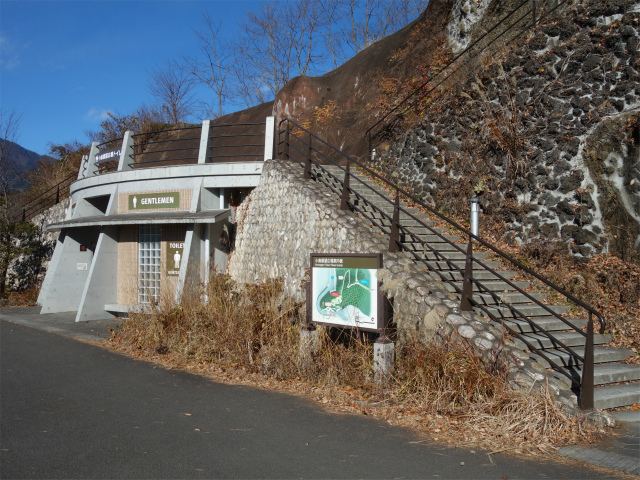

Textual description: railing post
[264,116,275,161]
[304,134,312,179]
[56,186,60,204]
[283,122,290,160]
[460,237,474,311]
[117,131,135,171]
[580,314,595,410]
[21,209,25,222]
[340,157,351,210]
[198,119,211,164]
[388,190,401,252]
[86,142,100,178]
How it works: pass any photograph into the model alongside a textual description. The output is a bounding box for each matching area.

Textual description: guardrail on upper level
[278,117,603,410]
[13,118,275,222]
[79,117,275,178]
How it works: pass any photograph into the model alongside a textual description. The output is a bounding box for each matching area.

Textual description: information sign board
[310,253,383,331]
[95,147,121,165]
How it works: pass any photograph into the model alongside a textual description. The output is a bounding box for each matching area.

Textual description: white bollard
[374,338,395,384]
[299,326,319,367]
[470,196,480,237]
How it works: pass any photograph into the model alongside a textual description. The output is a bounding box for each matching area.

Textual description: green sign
[311,254,382,331]
[166,241,184,276]
[129,192,180,210]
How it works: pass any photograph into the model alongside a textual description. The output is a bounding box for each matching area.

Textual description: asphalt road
[0,319,619,479]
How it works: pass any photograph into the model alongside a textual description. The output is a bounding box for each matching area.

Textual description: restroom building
[37,118,273,321]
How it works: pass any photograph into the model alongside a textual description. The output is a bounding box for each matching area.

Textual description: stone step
[555,363,640,387]
[443,279,532,292]
[593,383,640,410]
[483,303,569,319]
[425,259,503,270]
[514,331,612,350]
[403,242,468,252]
[402,234,463,243]
[529,346,635,368]
[502,317,588,334]
[429,269,518,281]
[359,210,431,224]
[421,250,490,261]
[355,204,430,221]
[472,291,546,306]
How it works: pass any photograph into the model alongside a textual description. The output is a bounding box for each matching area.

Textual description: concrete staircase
[317,164,640,410]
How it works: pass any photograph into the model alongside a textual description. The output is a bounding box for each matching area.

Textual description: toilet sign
[166,241,184,276]
[129,192,180,210]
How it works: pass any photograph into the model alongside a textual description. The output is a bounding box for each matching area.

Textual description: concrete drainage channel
[558,411,640,476]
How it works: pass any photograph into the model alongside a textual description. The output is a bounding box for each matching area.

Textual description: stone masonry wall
[229,160,580,409]
[377,0,640,261]
[6,198,70,291]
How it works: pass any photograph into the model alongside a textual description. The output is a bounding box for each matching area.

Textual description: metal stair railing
[278,118,602,410]
[14,172,77,222]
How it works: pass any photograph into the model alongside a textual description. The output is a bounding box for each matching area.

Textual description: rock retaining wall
[376,0,640,261]
[229,160,579,409]
[5,198,69,291]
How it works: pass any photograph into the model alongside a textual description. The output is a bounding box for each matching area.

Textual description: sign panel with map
[310,253,383,331]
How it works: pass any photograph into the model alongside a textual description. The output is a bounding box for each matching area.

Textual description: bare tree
[335,0,428,57]
[0,109,23,296]
[0,109,23,212]
[230,0,329,107]
[180,13,236,118]
[180,0,430,109]
[147,62,197,124]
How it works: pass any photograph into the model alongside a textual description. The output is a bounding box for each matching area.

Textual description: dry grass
[1,285,40,306]
[109,273,612,455]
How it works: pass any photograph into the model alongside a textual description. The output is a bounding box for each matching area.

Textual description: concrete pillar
[117,131,135,171]
[39,228,99,314]
[85,142,100,178]
[264,116,275,161]
[198,120,211,164]
[373,338,395,384]
[76,227,118,322]
[77,155,89,180]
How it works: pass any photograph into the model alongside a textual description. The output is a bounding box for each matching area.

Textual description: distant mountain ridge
[1,139,55,190]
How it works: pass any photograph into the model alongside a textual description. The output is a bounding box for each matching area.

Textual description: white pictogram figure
[174,251,181,269]
[133,196,137,209]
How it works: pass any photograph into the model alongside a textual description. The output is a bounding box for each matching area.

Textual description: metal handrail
[135,137,201,146]
[279,118,602,408]
[14,173,77,222]
[98,137,124,149]
[131,125,200,137]
[210,122,266,128]
[132,157,199,167]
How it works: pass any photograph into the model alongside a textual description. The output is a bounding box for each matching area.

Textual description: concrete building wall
[40,228,100,313]
[117,226,138,304]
